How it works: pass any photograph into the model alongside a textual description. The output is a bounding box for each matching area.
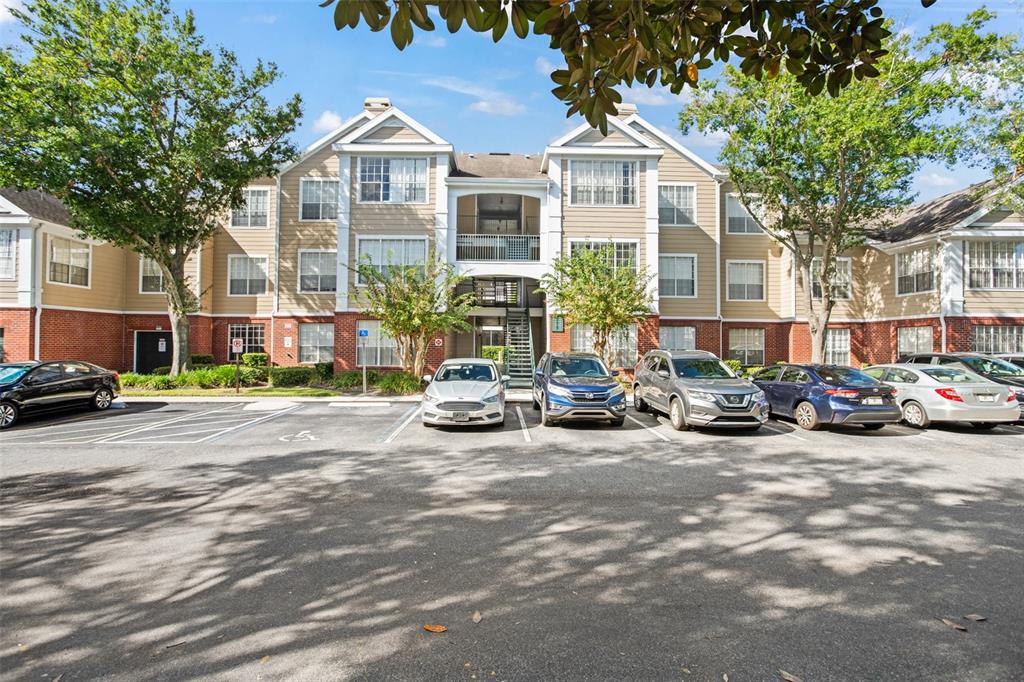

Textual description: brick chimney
[615,102,639,119]
[363,97,392,115]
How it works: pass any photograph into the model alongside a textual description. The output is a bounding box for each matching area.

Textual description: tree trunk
[799,260,832,364]
[162,257,194,376]
[412,332,428,378]
[592,328,609,368]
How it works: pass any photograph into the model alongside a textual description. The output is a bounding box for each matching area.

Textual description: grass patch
[121,386,342,397]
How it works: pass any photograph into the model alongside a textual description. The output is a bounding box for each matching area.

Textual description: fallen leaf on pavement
[259,655,271,664]
[423,624,448,633]
[471,611,482,624]
[937,617,967,632]
[778,670,803,682]
[963,614,986,622]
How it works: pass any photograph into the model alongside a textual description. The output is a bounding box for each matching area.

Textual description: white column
[543,157,563,265]
[941,238,965,317]
[16,227,35,307]
[644,158,659,310]
[336,153,352,312]
[435,153,451,263]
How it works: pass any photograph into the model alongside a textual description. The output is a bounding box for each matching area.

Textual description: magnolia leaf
[777,671,803,682]
[423,623,448,633]
[963,614,986,622]
[937,617,967,632]
[471,611,482,623]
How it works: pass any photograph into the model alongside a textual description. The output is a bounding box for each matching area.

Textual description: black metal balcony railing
[456,234,540,262]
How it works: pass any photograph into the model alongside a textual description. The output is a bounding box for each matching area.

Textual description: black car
[899,352,1024,413]
[0,361,120,428]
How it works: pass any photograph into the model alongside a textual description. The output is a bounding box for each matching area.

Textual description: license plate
[452,411,470,422]
[977,394,995,403]
[863,397,882,405]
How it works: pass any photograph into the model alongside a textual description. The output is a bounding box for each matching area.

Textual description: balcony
[456,234,540,262]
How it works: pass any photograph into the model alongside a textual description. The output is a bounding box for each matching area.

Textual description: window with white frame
[898,326,933,356]
[811,257,852,300]
[659,255,696,297]
[727,328,764,365]
[355,237,427,284]
[139,257,165,293]
[570,323,637,368]
[968,240,1024,289]
[569,159,637,206]
[570,240,638,271]
[48,236,90,286]
[298,251,337,293]
[356,320,399,367]
[896,246,935,295]
[358,157,429,203]
[971,325,1024,354]
[228,255,268,295]
[726,194,762,233]
[658,184,695,226]
[726,261,765,301]
[299,323,334,363]
[825,328,851,365]
[230,188,269,228]
[227,324,265,355]
[0,229,15,280]
[659,326,696,351]
[299,178,340,221]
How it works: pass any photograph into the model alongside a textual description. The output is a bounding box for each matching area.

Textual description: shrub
[142,375,174,390]
[119,372,144,387]
[242,352,269,368]
[331,370,381,389]
[743,366,765,379]
[153,366,171,375]
[190,354,215,366]
[375,371,423,395]
[174,368,219,389]
[480,345,512,363]
[268,366,314,387]
[312,362,334,383]
[723,359,743,375]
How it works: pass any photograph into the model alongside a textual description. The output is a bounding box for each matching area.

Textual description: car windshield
[550,357,609,378]
[816,366,878,386]
[435,363,495,382]
[0,366,32,384]
[921,367,985,384]
[960,356,1024,378]
[672,359,735,379]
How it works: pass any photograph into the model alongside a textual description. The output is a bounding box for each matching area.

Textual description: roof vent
[363,97,392,114]
[488,152,510,156]
[615,102,639,118]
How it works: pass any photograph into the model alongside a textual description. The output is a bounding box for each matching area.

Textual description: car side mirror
[611,370,620,377]
[421,374,432,383]
[501,374,511,386]
[657,369,670,379]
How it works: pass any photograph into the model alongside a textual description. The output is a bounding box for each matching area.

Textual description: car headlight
[423,392,439,404]
[608,384,625,397]
[752,390,766,402]
[481,393,500,404]
[547,383,574,399]
[687,390,716,402]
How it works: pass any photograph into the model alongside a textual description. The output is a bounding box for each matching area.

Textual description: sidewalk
[121,389,539,404]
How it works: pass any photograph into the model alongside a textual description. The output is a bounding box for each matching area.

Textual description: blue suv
[532,352,627,427]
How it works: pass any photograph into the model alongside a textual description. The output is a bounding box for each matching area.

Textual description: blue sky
[2,0,1022,201]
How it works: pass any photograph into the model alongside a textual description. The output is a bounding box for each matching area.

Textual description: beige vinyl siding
[657,152,717,317]
[456,195,476,233]
[560,159,647,266]
[210,177,277,315]
[718,185,786,319]
[572,128,634,146]
[199,239,215,312]
[976,209,1023,226]
[40,233,125,310]
[358,125,429,143]
[121,250,200,312]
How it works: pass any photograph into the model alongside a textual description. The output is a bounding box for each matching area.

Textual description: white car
[422,358,509,427]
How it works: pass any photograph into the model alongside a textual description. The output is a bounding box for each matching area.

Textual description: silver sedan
[421,358,509,427]
[864,363,1020,429]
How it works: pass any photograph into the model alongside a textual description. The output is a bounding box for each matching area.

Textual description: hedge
[332,369,382,389]
[480,345,512,363]
[268,366,314,387]
[191,354,215,366]
[312,362,334,383]
[723,359,743,375]
[375,371,423,395]
[242,352,269,368]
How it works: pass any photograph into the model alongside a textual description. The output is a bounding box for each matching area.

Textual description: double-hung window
[968,240,1024,289]
[726,194,762,233]
[659,326,696,351]
[299,323,334,363]
[355,237,427,284]
[358,157,428,203]
[356,320,399,367]
[824,328,851,365]
[570,240,638,271]
[570,323,637,368]
[300,178,340,221]
[971,325,1024,354]
[726,261,765,301]
[139,257,165,293]
[228,255,268,296]
[48,236,90,287]
[569,160,637,206]
[727,328,764,366]
[298,251,337,293]
[658,184,695,226]
[896,246,935,295]
[227,324,265,355]
[0,229,15,280]
[811,257,852,300]
[898,326,933,356]
[659,255,696,297]
[230,188,269,228]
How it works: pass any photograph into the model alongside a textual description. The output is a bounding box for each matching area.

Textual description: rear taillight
[935,387,964,402]
[825,388,860,399]
[1008,391,1018,403]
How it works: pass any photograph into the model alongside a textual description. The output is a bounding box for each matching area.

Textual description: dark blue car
[752,364,901,431]
[532,352,627,427]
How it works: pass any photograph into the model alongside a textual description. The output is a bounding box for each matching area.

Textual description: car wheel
[633,386,648,413]
[91,388,113,411]
[668,397,689,431]
[0,402,18,429]
[610,417,625,427]
[901,400,930,429]
[862,423,885,431]
[794,401,821,431]
[540,394,556,427]
[970,422,998,430]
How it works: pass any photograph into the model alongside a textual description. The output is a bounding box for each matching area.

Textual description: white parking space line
[383,405,420,444]
[193,405,301,443]
[330,401,392,408]
[625,415,672,442]
[92,404,241,444]
[761,423,807,441]
[2,414,156,437]
[514,406,532,443]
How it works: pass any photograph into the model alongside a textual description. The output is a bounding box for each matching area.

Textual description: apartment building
[1,97,1022,378]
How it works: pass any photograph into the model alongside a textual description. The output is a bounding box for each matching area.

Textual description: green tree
[680,14,1004,363]
[355,249,475,378]
[540,243,652,368]
[0,0,301,375]
[322,0,937,133]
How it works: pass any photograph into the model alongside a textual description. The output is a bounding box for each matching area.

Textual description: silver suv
[633,350,768,431]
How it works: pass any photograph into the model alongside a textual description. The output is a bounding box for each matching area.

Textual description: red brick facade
[332,312,445,375]
[0,308,35,362]
[38,308,124,370]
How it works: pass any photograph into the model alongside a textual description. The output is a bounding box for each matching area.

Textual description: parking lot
[2,399,1022,680]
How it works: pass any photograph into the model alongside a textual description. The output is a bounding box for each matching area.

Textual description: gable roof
[278,110,373,174]
[548,114,661,150]
[337,106,448,146]
[875,180,1000,243]
[0,188,72,226]
[623,113,726,180]
[451,153,544,179]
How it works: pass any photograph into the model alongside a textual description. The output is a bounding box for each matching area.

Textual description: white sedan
[422,358,509,427]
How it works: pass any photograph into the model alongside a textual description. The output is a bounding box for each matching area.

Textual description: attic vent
[488,152,510,156]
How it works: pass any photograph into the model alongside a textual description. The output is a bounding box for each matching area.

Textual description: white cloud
[659,124,729,150]
[416,35,446,48]
[621,83,692,107]
[1,0,22,24]
[423,76,525,116]
[917,172,957,189]
[242,14,277,25]
[535,56,557,76]
[311,110,343,134]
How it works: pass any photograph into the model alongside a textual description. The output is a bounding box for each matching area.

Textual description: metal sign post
[231,337,244,394]
[358,328,370,394]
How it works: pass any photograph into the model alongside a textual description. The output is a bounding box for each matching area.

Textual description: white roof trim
[623,113,725,179]
[278,110,372,174]
[337,106,448,146]
[333,143,454,154]
[0,193,29,219]
[548,114,660,150]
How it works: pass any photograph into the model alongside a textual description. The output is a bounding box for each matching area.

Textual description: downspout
[938,236,948,352]
[714,177,723,357]
[32,222,42,360]
[271,175,281,363]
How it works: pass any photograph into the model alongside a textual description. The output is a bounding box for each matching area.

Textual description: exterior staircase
[505,309,535,388]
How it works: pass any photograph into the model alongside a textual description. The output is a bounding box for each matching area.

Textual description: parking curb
[119,392,547,405]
